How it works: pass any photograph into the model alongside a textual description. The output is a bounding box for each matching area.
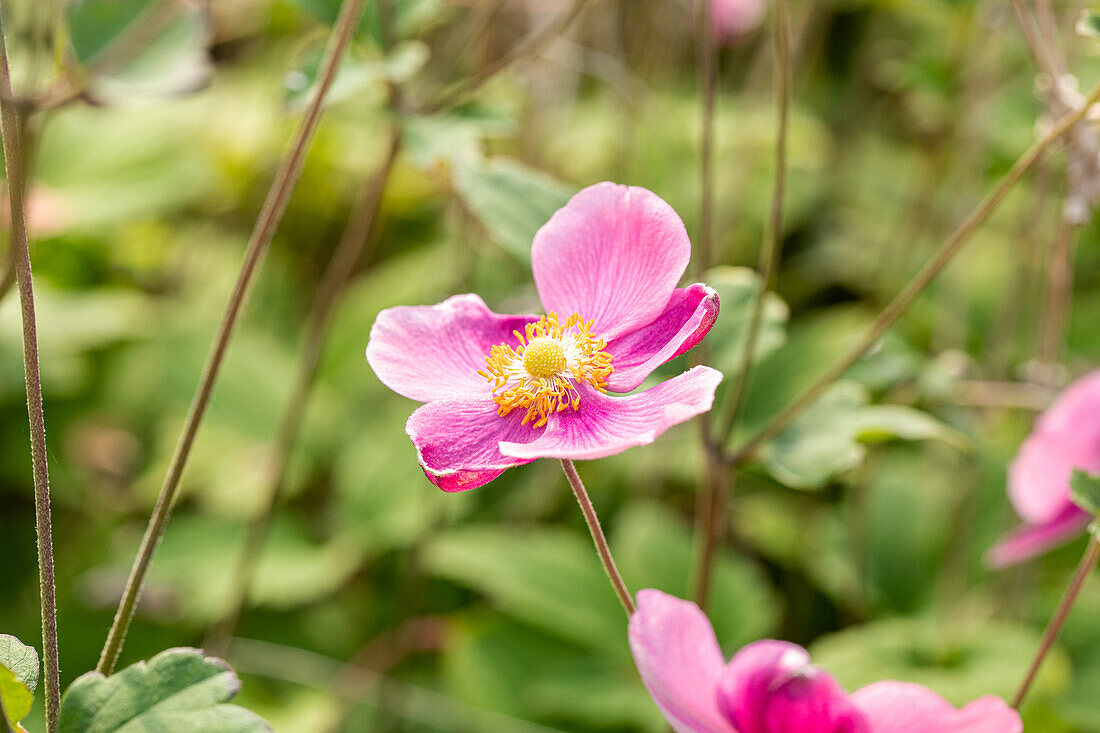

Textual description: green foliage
[0,635,37,727]
[1071,470,1100,516]
[57,648,270,732]
[1077,10,1100,41]
[704,266,790,374]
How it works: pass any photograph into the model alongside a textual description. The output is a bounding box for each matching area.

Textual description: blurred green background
[2,0,1100,730]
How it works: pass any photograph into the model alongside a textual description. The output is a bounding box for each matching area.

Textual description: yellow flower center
[478,312,614,428]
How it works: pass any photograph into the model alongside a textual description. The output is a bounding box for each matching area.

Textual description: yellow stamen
[480,312,614,428]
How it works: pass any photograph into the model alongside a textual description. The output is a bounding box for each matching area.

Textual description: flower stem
[96,0,367,676]
[1013,534,1100,709]
[560,459,635,615]
[694,0,716,279]
[204,126,401,657]
[693,0,790,608]
[724,77,1100,467]
[0,7,60,730]
[419,0,591,113]
[1037,217,1076,366]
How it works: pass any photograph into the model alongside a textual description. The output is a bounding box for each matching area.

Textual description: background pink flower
[704,0,768,43]
[367,183,721,492]
[987,370,1100,568]
[628,589,1022,733]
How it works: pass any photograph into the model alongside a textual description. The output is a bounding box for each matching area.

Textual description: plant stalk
[204,126,401,657]
[560,459,635,615]
[724,78,1100,467]
[1013,535,1100,708]
[96,0,368,675]
[0,5,60,729]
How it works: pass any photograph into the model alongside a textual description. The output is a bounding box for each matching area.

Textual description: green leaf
[66,0,211,103]
[58,648,270,733]
[0,636,38,695]
[452,157,576,263]
[759,381,971,490]
[289,0,447,46]
[1071,470,1100,515]
[611,500,780,650]
[1077,10,1100,41]
[703,266,789,376]
[811,617,1071,706]
[400,111,515,170]
[284,41,429,110]
[420,525,628,659]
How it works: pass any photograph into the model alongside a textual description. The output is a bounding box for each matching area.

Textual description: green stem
[95,0,368,675]
[560,459,635,615]
[204,127,401,657]
[725,77,1100,467]
[1013,535,1100,708]
[0,5,60,730]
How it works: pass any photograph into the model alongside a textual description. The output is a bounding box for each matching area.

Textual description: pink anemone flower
[367,182,722,492]
[702,0,768,43]
[629,590,1022,733]
[986,370,1100,568]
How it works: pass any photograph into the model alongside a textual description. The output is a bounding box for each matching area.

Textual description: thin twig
[1038,215,1076,364]
[0,5,60,730]
[695,0,716,279]
[1013,535,1100,708]
[419,0,591,114]
[692,0,790,608]
[95,0,368,676]
[560,459,635,615]
[724,78,1100,467]
[204,126,401,657]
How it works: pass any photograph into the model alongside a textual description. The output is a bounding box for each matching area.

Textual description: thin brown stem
[694,0,716,279]
[691,455,731,606]
[0,6,60,730]
[559,459,634,615]
[1038,217,1076,365]
[96,0,367,676]
[204,127,401,657]
[1013,535,1100,708]
[420,0,591,114]
[724,78,1100,467]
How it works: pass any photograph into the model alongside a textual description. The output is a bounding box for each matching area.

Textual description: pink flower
[628,590,1022,733]
[704,0,767,43]
[986,370,1100,568]
[367,183,722,492]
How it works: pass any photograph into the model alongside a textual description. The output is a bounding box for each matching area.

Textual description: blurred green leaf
[290,0,446,45]
[611,500,780,650]
[704,266,789,376]
[453,157,576,263]
[0,636,36,728]
[1077,10,1100,41]
[1072,470,1100,516]
[400,110,515,170]
[66,0,212,103]
[284,41,428,109]
[759,381,970,489]
[57,648,270,732]
[812,616,1071,706]
[421,525,628,659]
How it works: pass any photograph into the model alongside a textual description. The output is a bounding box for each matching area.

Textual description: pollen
[477,312,614,428]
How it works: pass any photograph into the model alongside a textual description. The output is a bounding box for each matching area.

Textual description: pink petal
[498,366,722,460]
[851,682,1021,733]
[367,294,537,403]
[1008,369,1100,524]
[707,0,767,42]
[985,503,1092,569]
[532,183,691,341]
[405,395,539,492]
[605,284,720,393]
[717,641,868,733]
[628,589,732,733]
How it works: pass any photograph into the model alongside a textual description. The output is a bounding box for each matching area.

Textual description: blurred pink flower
[705,0,767,43]
[987,370,1100,568]
[367,183,721,492]
[628,590,1022,733]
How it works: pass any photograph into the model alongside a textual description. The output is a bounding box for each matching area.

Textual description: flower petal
[717,641,867,733]
[628,589,732,733]
[985,503,1092,569]
[498,366,722,460]
[1008,369,1100,524]
[851,682,1021,733]
[367,294,537,403]
[532,182,691,341]
[605,284,720,393]
[405,395,539,492]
